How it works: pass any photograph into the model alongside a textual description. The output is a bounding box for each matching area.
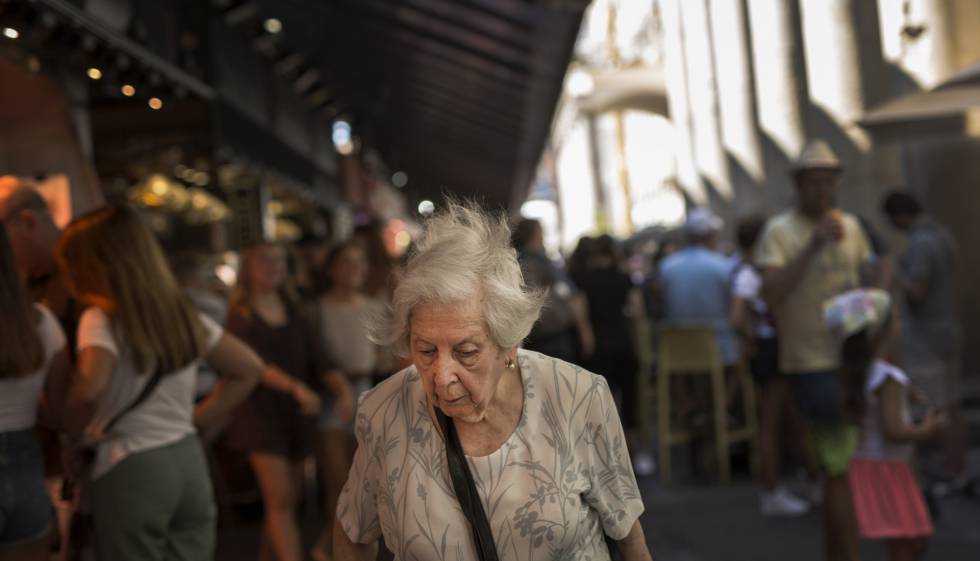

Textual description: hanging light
[565,68,594,98]
[263,18,282,34]
[121,84,136,96]
[87,67,103,80]
[2,27,19,40]
[148,97,163,110]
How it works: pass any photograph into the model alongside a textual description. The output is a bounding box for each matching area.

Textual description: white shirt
[78,307,223,479]
[318,296,384,377]
[731,263,776,339]
[855,360,914,462]
[0,305,66,432]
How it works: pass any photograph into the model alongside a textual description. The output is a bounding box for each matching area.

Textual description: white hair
[373,200,545,357]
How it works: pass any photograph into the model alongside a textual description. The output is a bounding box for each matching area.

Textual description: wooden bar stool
[656,325,758,484]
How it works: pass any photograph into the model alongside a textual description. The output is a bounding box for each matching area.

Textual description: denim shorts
[0,429,53,544]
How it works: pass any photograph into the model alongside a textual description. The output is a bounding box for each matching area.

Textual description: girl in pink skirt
[824,289,946,561]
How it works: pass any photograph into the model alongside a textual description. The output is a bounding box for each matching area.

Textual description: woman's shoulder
[356,364,424,418]
[33,303,66,355]
[519,349,612,401]
[77,305,112,335]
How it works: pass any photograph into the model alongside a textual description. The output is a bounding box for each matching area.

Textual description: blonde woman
[55,205,268,561]
[0,226,69,561]
[225,241,354,561]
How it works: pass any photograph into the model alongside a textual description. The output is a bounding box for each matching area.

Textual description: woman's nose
[432,354,458,388]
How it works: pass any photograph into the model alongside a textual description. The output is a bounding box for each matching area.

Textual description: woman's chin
[439,399,483,422]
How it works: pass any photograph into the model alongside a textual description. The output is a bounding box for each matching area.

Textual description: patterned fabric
[337,349,644,561]
[823,288,891,340]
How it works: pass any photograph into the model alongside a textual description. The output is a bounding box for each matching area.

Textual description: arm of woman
[332,521,378,561]
[254,363,322,415]
[194,333,262,432]
[64,346,117,441]
[573,291,596,358]
[618,519,653,561]
[730,296,751,340]
[878,378,943,443]
[626,286,645,319]
[323,369,356,423]
[38,348,71,429]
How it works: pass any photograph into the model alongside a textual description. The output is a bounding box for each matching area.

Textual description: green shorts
[808,424,858,476]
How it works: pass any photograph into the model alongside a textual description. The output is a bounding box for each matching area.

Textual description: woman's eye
[456,350,478,360]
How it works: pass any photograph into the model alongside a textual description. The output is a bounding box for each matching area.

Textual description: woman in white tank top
[0,226,69,561]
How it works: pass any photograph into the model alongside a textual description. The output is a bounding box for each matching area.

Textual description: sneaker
[633,452,657,477]
[930,475,970,498]
[760,487,811,517]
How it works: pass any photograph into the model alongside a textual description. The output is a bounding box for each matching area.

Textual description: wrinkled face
[794,168,839,217]
[330,245,368,291]
[410,298,513,424]
[248,244,287,292]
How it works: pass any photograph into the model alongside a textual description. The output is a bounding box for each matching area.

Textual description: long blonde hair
[0,226,44,377]
[56,205,207,373]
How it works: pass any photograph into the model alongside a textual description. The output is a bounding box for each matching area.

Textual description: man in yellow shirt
[757,140,873,561]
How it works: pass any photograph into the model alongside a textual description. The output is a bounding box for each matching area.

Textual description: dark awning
[250,0,588,210]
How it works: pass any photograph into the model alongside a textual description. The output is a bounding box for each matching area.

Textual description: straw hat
[791,139,841,172]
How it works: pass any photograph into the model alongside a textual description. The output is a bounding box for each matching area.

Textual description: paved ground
[638,475,980,561]
[215,465,980,560]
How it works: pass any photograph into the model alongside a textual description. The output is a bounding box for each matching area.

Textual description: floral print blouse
[337,349,644,560]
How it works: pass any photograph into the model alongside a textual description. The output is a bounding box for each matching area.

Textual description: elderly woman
[333,202,650,561]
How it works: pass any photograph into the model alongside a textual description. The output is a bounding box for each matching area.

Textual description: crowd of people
[0,175,405,561]
[0,136,969,561]
[508,139,964,561]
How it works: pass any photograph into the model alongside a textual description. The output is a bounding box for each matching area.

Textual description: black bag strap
[104,306,200,433]
[103,365,163,434]
[434,407,500,561]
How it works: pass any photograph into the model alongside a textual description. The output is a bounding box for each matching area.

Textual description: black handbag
[434,407,622,561]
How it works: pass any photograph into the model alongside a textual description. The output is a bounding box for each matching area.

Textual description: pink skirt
[849,458,933,539]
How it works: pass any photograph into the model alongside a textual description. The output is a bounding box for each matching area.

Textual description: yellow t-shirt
[756,210,872,373]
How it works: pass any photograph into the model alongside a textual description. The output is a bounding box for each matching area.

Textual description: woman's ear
[506,346,519,366]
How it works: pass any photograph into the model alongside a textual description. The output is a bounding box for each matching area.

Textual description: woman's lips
[441,395,468,406]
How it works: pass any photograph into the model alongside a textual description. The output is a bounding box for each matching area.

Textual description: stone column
[585,114,609,232]
[658,0,708,206]
[747,0,811,209]
[709,0,766,214]
[799,0,894,222]
[680,0,733,209]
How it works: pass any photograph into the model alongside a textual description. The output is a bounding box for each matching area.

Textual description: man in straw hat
[755,140,876,561]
